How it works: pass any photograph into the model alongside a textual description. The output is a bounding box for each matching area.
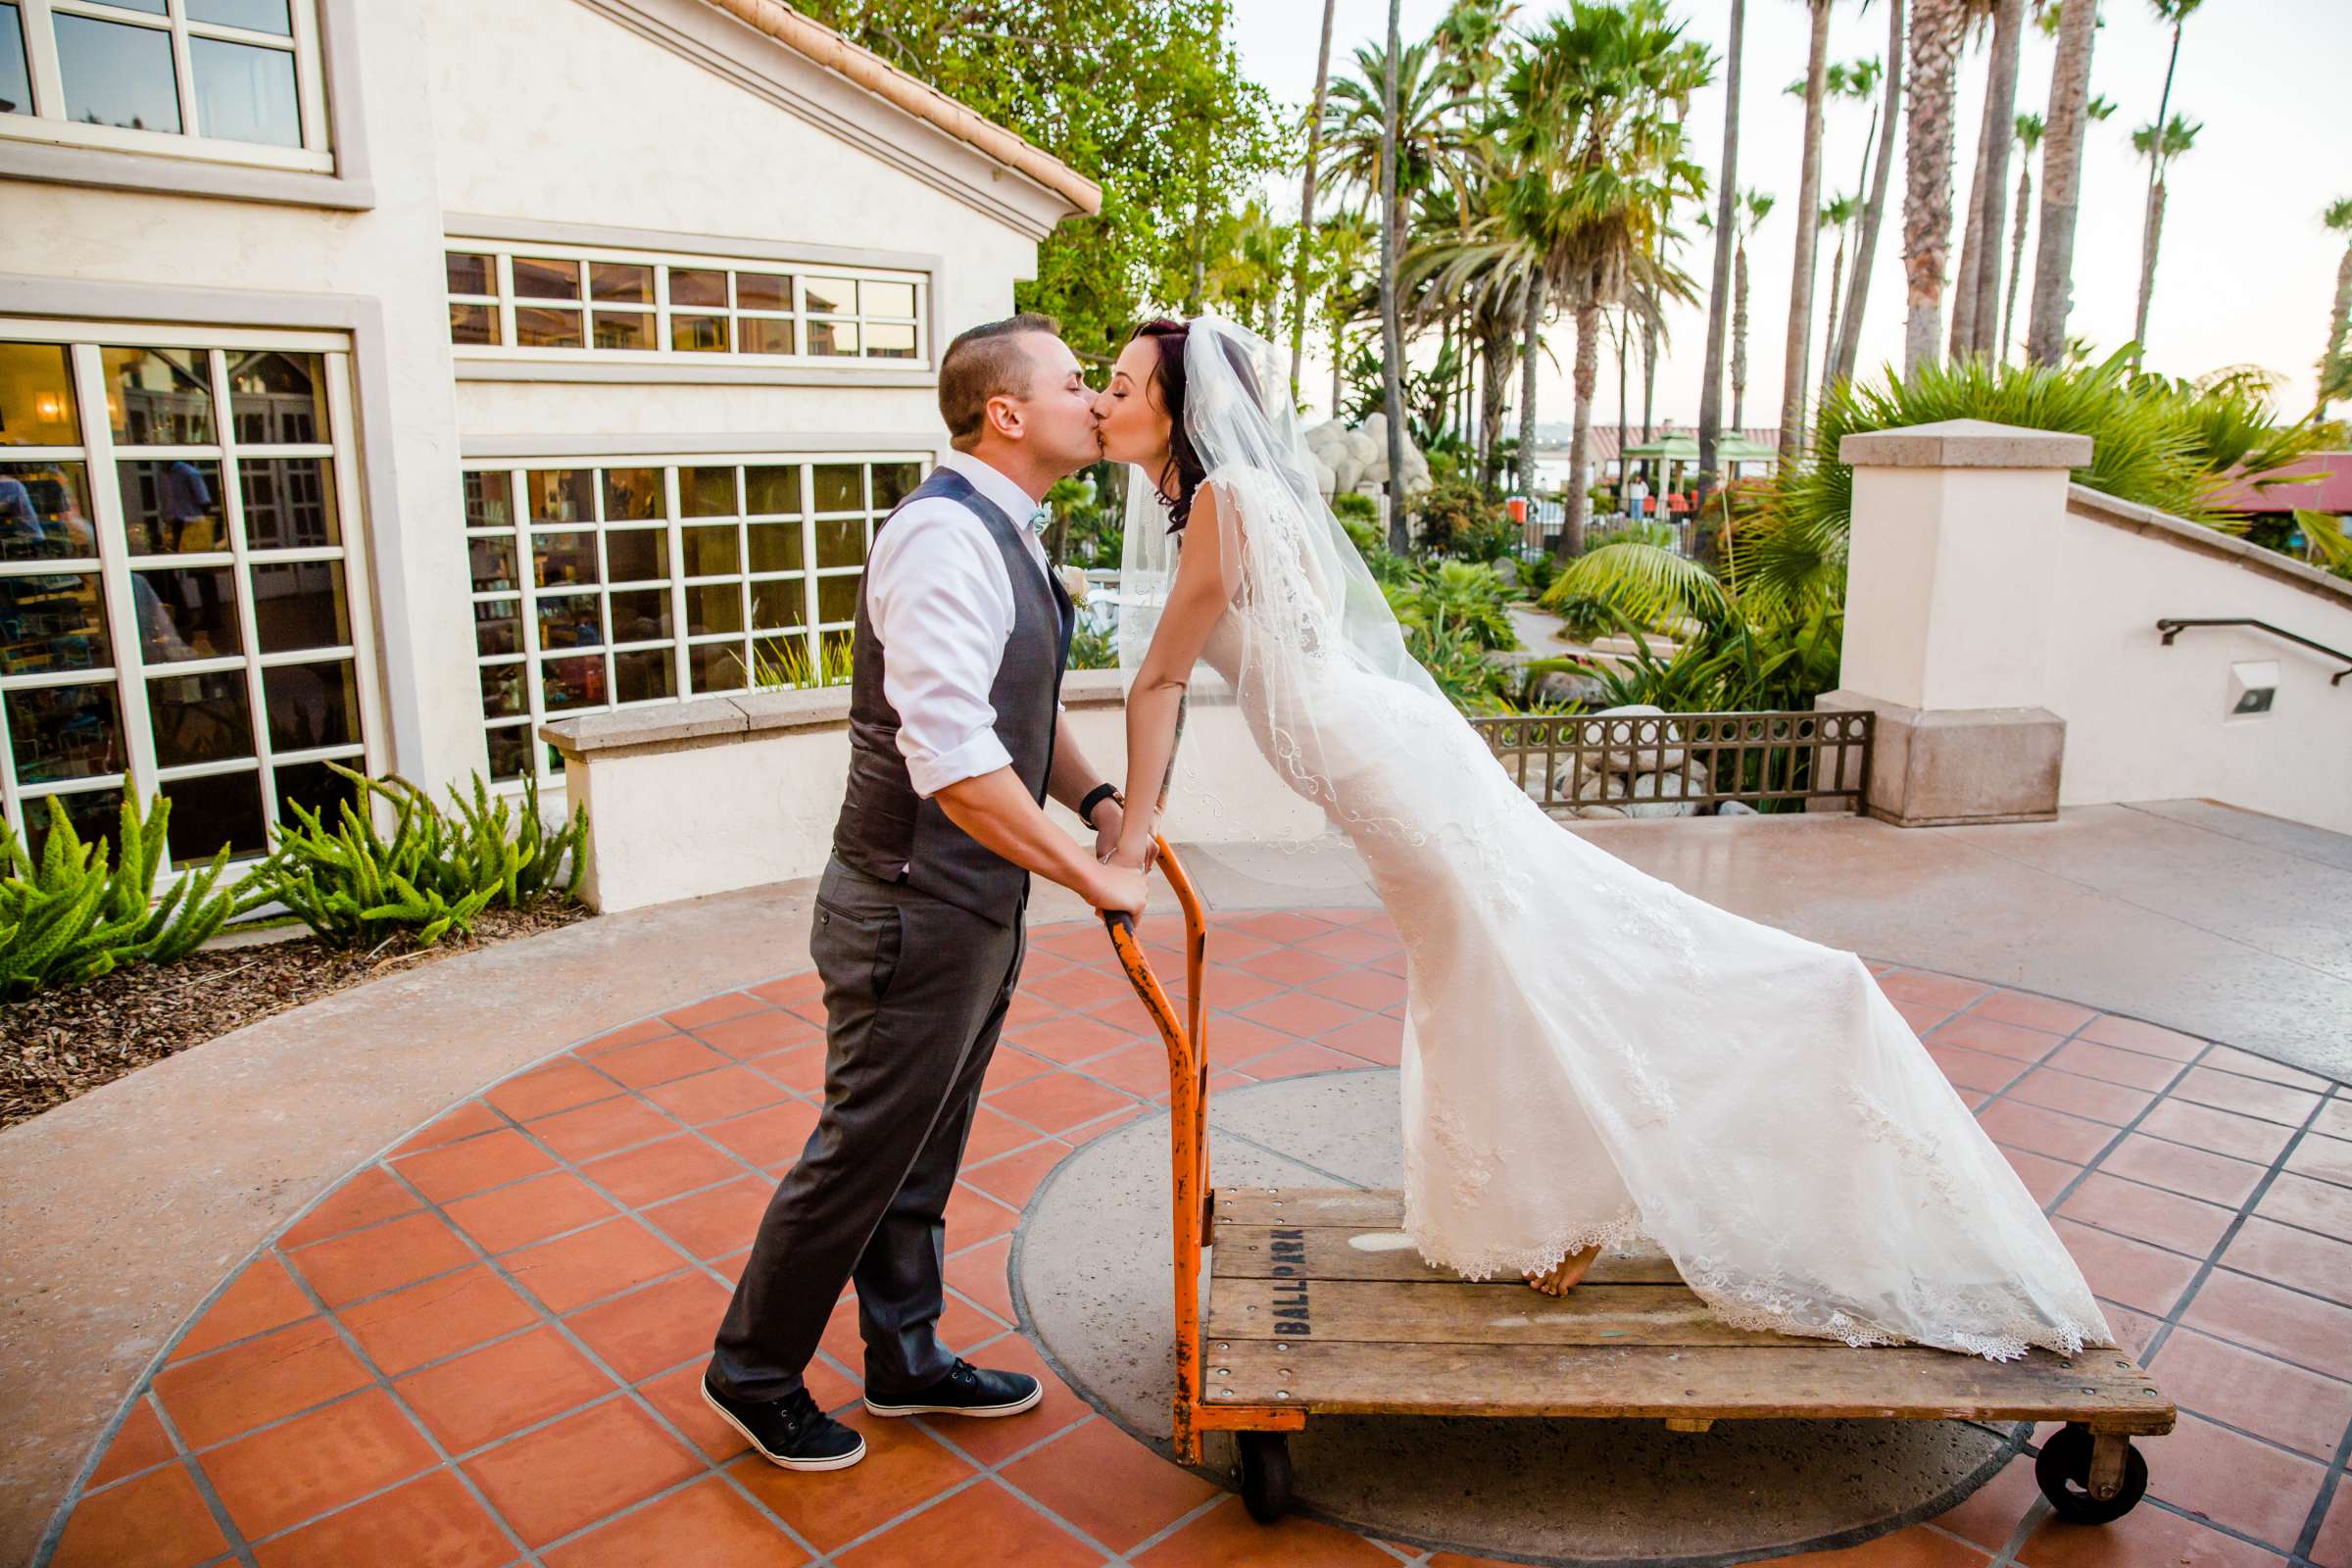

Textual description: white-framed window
[443,242,928,367]
[0,321,381,867]
[0,1,332,172]
[461,453,927,789]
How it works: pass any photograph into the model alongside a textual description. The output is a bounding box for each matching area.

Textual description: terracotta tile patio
[42,908,2352,1568]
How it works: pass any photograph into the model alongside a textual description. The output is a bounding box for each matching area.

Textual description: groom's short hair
[940,313,1062,452]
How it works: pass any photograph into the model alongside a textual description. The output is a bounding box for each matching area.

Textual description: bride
[1090,314,2111,1360]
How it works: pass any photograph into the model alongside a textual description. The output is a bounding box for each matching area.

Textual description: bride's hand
[1102,839,1153,872]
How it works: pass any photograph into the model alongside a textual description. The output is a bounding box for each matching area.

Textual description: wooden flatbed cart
[1101,842,2174,1527]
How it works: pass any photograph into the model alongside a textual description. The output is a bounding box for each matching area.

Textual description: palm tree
[1833,0,1903,383]
[1820,190,1863,378]
[1322,39,1466,286]
[2128,114,2199,365]
[1697,0,1746,514]
[1952,0,2027,358]
[1815,54,1883,386]
[2319,197,2352,418]
[1727,190,1776,428]
[1779,0,1834,456]
[2000,112,2043,358]
[2029,0,2101,366]
[1381,0,1408,551]
[2132,0,2202,367]
[1900,0,1967,374]
[1409,172,1538,492]
[1319,209,1381,416]
[1289,0,1340,399]
[1504,1,1710,557]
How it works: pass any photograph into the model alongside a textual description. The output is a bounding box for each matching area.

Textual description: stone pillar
[1812,419,2091,826]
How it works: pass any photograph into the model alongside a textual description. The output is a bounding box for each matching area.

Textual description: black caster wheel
[1236,1431,1294,1523]
[2035,1423,2148,1524]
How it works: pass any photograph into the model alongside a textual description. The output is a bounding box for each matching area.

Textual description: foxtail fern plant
[0,795,250,998]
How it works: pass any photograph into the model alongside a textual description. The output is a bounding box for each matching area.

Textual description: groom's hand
[1090,863,1149,916]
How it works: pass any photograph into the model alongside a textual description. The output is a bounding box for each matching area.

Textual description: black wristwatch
[1078,782,1121,828]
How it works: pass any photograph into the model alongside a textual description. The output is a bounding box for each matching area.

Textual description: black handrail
[2154,619,2351,686]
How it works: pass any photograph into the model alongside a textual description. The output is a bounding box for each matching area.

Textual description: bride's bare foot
[1523,1244,1603,1297]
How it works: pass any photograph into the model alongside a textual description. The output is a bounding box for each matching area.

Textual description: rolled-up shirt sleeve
[866,507,1015,799]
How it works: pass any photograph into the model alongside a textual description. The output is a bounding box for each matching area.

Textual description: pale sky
[1231,0,2350,433]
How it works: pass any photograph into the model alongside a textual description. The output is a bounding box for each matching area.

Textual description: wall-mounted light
[33,393,65,423]
[2229,660,2278,716]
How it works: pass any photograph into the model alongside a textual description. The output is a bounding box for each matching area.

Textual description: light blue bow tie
[1027,505,1053,534]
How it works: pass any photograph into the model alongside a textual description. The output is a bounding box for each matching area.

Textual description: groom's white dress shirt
[864,449,1064,801]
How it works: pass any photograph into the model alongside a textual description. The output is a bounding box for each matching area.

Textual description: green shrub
[1384,560,1520,652]
[244,764,585,950]
[1331,491,1380,524]
[0,794,253,999]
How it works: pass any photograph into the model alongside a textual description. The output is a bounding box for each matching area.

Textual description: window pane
[812,464,864,513]
[594,468,655,521]
[446,252,494,296]
[272,759,360,833]
[670,314,728,354]
[119,460,225,555]
[467,536,515,593]
[685,581,742,636]
[680,525,739,577]
[191,35,300,148]
[750,577,805,631]
[865,322,918,360]
[807,319,858,357]
[733,271,790,310]
[6,683,123,784]
[609,588,670,642]
[815,573,859,622]
[485,723,531,780]
[815,516,866,567]
[746,521,802,574]
[105,348,214,445]
[147,668,254,766]
[744,466,801,516]
[263,659,359,751]
[524,468,592,523]
[861,281,917,318]
[541,655,603,711]
[0,463,95,563]
[0,344,79,444]
[23,787,122,862]
[803,277,852,315]
[513,258,581,300]
[592,312,653,351]
[0,5,28,119]
[689,642,747,694]
[239,457,339,549]
[448,303,499,346]
[669,269,726,309]
[160,769,267,860]
[189,0,292,34]
[250,559,349,652]
[133,566,240,662]
[478,662,526,719]
[0,573,109,674]
[538,593,604,651]
[533,531,598,588]
[613,647,675,704]
[681,466,736,517]
[229,351,326,444]
[515,308,584,349]
[55,15,181,134]
[590,263,654,304]
[738,317,795,356]
[872,462,923,510]
[464,470,514,528]
[473,599,520,657]
[604,527,667,581]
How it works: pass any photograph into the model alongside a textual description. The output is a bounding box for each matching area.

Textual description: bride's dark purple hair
[1127,317,1262,534]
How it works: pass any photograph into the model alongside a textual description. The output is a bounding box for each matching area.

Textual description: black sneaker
[702,1374,865,1471]
[864,1357,1042,1419]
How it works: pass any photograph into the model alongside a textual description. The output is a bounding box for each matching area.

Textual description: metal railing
[2155,617,2351,686]
[1471,708,1874,817]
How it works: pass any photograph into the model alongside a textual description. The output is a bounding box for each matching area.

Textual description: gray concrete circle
[1010,1069,2022,1567]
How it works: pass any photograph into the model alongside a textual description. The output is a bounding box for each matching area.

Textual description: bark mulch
[1,901,594,1131]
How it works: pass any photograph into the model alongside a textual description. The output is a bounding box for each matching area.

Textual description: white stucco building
[0,0,1095,867]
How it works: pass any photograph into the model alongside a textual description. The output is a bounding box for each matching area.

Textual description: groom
[704,314,1150,1471]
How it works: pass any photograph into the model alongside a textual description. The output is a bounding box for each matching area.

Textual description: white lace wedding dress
[1124,319,2113,1361]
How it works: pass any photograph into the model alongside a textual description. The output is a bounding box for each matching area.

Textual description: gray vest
[831,466,1074,925]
